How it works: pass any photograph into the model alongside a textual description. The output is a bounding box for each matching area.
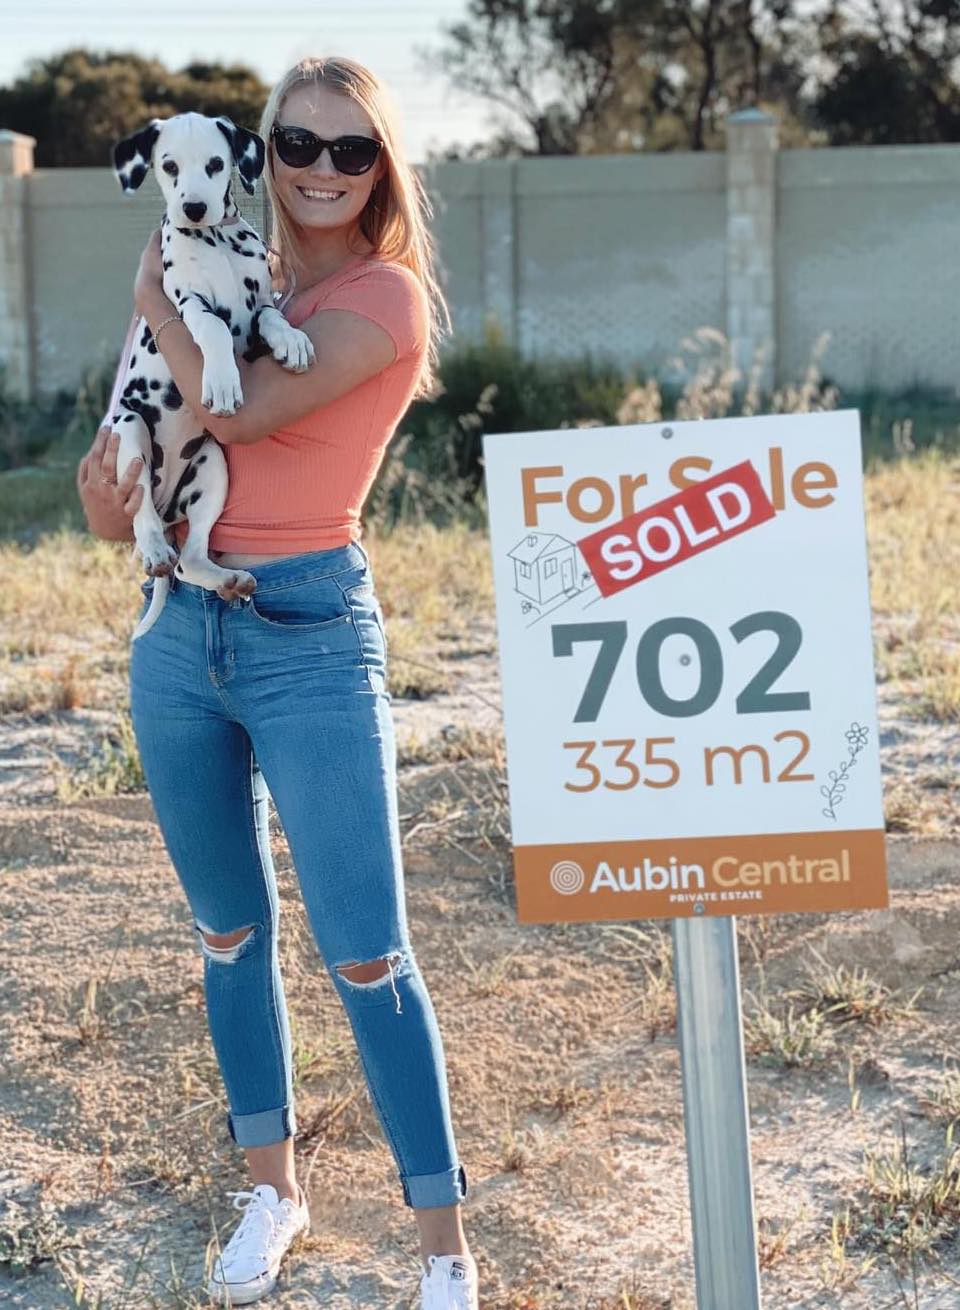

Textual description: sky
[0,0,494,164]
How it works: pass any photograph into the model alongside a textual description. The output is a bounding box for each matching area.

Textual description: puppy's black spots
[162,380,182,409]
[150,438,164,468]
[123,376,149,397]
[242,249,257,258]
[245,294,257,311]
[129,164,147,190]
[174,288,180,298]
[139,325,152,348]
[243,339,272,363]
[152,472,162,488]
[162,259,173,270]
[198,453,208,462]
[146,339,158,355]
[180,435,205,459]
[236,231,250,240]
[212,305,232,326]
[204,236,216,247]
[123,413,135,422]
[189,489,202,505]
[258,252,266,260]
[232,324,241,336]
[163,457,203,523]
[149,379,161,390]
[242,309,272,363]
[178,500,188,514]
[129,354,136,368]
[206,156,225,176]
[120,397,162,439]
[243,277,258,290]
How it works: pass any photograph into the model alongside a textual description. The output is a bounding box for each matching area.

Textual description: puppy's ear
[215,117,266,196]
[113,119,163,194]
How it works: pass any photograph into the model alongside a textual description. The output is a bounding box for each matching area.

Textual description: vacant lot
[1,449,958,1308]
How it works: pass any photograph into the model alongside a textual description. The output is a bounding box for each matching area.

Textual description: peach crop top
[105,253,429,553]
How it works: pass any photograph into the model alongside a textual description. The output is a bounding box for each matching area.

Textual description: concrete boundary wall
[1,113,956,399]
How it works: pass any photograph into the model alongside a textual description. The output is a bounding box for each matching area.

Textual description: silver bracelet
[152,313,183,350]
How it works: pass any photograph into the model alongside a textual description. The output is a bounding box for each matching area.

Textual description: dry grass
[3,434,956,840]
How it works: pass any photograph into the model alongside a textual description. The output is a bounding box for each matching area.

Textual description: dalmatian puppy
[109,112,315,641]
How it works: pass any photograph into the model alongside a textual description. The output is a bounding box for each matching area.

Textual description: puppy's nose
[183,201,207,223]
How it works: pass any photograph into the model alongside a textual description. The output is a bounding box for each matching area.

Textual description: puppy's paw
[201,362,244,415]
[139,534,180,577]
[216,569,257,602]
[271,326,315,373]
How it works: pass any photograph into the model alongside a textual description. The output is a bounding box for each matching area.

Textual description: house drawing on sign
[508,532,583,607]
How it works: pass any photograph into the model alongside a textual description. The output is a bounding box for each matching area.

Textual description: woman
[76,56,478,1310]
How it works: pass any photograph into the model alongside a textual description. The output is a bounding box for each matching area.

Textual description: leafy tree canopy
[0,49,269,166]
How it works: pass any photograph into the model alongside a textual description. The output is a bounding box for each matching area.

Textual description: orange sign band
[514,828,888,921]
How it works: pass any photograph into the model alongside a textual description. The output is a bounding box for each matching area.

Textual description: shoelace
[219,1189,276,1264]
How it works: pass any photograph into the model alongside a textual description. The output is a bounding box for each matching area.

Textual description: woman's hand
[133,228,165,314]
[76,427,145,542]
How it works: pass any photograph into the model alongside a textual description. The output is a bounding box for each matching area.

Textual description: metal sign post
[672,915,762,1309]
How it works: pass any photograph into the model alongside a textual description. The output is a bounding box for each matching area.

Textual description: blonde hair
[257,56,450,400]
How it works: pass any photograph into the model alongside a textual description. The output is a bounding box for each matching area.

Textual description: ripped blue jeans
[128,538,467,1209]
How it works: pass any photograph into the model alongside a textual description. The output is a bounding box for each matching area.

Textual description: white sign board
[483,410,888,922]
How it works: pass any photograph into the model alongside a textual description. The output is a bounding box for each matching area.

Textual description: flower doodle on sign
[820,722,870,821]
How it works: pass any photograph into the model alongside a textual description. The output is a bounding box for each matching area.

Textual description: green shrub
[401,320,637,496]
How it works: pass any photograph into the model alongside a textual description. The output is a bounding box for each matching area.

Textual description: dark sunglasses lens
[274,130,320,168]
[331,138,381,174]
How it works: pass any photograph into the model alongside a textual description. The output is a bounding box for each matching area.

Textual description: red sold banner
[577,460,776,597]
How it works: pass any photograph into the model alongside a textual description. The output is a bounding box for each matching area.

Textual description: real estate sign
[482,410,888,923]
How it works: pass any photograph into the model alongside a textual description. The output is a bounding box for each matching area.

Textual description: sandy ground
[1,619,959,1309]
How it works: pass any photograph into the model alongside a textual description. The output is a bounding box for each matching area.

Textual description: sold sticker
[482,411,888,925]
[577,459,776,596]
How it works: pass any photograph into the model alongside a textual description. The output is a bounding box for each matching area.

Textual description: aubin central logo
[549,857,699,896]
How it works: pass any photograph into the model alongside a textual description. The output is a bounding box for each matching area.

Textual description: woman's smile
[297,185,347,202]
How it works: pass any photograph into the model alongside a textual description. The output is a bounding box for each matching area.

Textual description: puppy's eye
[206,157,225,176]
[162,160,178,176]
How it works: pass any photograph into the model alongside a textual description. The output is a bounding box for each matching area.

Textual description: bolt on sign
[482,410,888,923]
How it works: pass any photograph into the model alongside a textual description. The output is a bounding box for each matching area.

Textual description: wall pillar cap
[726,107,776,126]
[0,129,37,177]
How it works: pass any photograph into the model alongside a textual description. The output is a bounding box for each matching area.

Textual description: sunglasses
[271,124,383,174]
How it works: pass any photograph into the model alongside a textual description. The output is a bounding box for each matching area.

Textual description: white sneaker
[207,1182,310,1305]
[419,1251,480,1310]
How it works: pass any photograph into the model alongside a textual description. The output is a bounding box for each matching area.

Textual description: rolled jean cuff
[401,1162,468,1209]
[227,1103,296,1147]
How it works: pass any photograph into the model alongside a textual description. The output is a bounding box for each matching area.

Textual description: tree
[812,1,960,143]
[419,0,816,154]
[421,0,960,154]
[0,50,269,166]
[415,0,627,155]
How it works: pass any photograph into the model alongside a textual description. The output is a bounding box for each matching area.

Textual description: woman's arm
[133,231,397,448]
